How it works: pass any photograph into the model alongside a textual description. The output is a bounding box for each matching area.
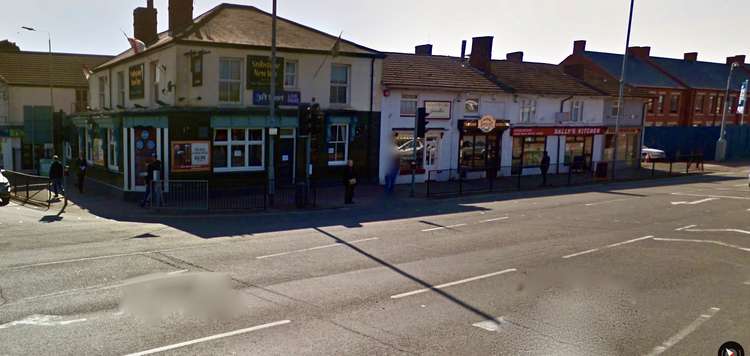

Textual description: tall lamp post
[612,0,635,178]
[21,26,53,173]
[267,0,277,206]
[715,62,739,162]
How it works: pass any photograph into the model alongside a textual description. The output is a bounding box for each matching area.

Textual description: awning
[92,116,122,129]
[123,116,168,128]
[211,115,298,128]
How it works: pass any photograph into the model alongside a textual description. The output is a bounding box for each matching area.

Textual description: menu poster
[172,141,211,172]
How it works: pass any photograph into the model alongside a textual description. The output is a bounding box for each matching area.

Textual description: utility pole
[268,0,277,206]
[716,62,739,162]
[612,0,634,179]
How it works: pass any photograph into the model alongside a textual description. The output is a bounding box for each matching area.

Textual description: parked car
[642,147,666,161]
[0,170,10,206]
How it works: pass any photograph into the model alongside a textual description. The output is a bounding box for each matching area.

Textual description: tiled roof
[0,51,112,87]
[383,53,508,92]
[583,51,684,89]
[97,3,380,70]
[649,56,750,90]
[577,67,653,98]
[489,60,604,96]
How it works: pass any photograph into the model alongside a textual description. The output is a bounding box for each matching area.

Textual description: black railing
[3,170,53,208]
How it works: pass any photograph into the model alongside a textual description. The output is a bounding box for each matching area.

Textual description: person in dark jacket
[49,155,64,198]
[76,155,87,193]
[343,160,357,204]
[140,157,163,207]
[540,151,551,186]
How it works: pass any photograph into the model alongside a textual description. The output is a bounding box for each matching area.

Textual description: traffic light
[416,107,428,138]
[298,103,312,136]
[310,103,324,134]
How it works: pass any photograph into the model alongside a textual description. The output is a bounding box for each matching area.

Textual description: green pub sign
[247,55,284,90]
[129,63,145,99]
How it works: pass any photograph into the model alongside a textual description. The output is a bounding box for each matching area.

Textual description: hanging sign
[738,80,748,115]
[478,115,497,133]
[129,63,145,99]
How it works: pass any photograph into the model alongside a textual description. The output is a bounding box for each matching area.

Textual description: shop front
[510,126,606,175]
[604,127,642,167]
[458,116,510,173]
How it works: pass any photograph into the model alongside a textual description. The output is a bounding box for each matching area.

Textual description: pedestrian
[76,155,87,193]
[697,148,705,171]
[49,155,64,199]
[140,156,163,207]
[343,159,357,204]
[540,151,551,186]
[385,154,400,193]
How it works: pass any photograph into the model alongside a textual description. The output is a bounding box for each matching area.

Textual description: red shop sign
[511,126,606,137]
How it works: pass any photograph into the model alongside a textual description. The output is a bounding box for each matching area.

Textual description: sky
[2,0,749,64]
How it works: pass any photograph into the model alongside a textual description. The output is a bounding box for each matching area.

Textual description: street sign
[738,80,748,115]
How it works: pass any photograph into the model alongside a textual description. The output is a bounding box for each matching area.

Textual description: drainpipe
[560,95,574,113]
[368,57,375,181]
[558,95,574,174]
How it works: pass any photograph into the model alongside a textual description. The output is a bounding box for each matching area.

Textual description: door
[424,136,440,171]
[278,129,295,186]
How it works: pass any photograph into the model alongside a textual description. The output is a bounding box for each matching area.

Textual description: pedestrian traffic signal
[298,103,312,136]
[310,103,324,133]
[416,107,428,138]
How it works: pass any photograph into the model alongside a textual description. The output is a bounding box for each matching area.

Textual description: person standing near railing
[140,156,162,208]
[75,155,87,194]
[49,155,64,199]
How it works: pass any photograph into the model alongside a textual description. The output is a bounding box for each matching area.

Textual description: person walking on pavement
[140,156,163,207]
[49,155,64,199]
[385,153,400,194]
[75,155,87,193]
[540,151,551,186]
[343,160,357,204]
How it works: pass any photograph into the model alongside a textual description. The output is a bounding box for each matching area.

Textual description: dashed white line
[671,198,719,205]
[684,228,750,235]
[562,248,600,259]
[480,217,509,223]
[645,307,720,356]
[123,320,292,356]
[675,225,697,231]
[420,223,467,232]
[652,238,750,252]
[255,238,379,259]
[562,236,654,259]
[390,268,517,299]
[584,198,635,207]
[605,235,654,248]
[671,192,750,200]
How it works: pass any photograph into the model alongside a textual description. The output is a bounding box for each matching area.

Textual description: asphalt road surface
[1,170,749,355]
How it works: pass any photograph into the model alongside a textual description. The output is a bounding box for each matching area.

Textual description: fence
[644,125,750,161]
[2,170,53,208]
[150,180,209,211]
[426,157,707,198]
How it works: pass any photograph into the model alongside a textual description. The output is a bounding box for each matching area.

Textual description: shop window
[212,128,264,172]
[572,101,584,121]
[191,54,203,87]
[695,94,705,113]
[219,58,242,104]
[670,94,680,113]
[564,136,593,169]
[512,136,546,169]
[284,60,298,88]
[465,99,480,116]
[519,99,536,123]
[400,95,417,116]
[393,131,424,174]
[330,64,350,105]
[327,124,349,165]
[107,128,118,172]
[657,95,665,114]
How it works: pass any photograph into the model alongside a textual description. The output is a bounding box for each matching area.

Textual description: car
[0,169,10,206]
[642,147,666,161]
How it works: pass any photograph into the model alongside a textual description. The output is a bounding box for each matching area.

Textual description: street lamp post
[21,26,54,173]
[715,62,740,162]
[612,0,635,179]
[268,0,277,206]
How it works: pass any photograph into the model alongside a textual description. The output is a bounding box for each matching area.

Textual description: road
[1,170,749,355]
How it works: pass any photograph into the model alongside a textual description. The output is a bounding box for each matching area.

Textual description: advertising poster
[93,138,105,166]
[134,127,157,186]
[172,141,211,172]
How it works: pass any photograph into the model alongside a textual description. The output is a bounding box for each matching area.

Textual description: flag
[331,32,342,58]
[82,65,93,81]
[123,31,146,54]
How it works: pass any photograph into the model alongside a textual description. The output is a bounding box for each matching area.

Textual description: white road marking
[562,236,654,259]
[652,238,750,252]
[743,281,750,286]
[390,268,517,299]
[472,316,509,332]
[646,307,720,356]
[670,198,719,205]
[0,314,88,329]
[684,228,750,235]
[255,238,379,259]
[584,198,635,207]
[733,183,748,187]
[123,320,292,356]
[671,192,750,200]
[420,223,467,232]
[167,269,189,275]
[480,217,509,223]
[675,225,697,231]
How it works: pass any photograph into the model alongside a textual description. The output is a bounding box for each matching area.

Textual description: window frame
[330,63,351,105]
[107,128,119,172]
[117,71,126,107]
[519,99,537,123]
[75,88,89,112]
[669,94,680,114]
[695,94,705,113]
[400,94,418,117]
[218,57,244,105]
[191,54,203,87]
[212,128,265,172]
[572,100,585,121]
[98,76,106,108]
[657,94,665,114]
[283,60,298,89]
[150,61,159,105]
[327,123,349,166]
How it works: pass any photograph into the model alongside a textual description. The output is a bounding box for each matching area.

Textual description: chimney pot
[628,46,651,59]
[506,51,524,63]
[415,44,433,56]
[169,0,194,35]
[469,36,494,73]
[734,55,746,64]
[134,1,158,46]
[684,52,698,62]
[573,40,586,54]
[460,40,467,60]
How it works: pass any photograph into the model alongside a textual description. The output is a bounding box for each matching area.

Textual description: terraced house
[74,1,383,199]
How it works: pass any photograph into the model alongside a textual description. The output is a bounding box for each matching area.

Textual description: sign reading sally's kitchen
[129,63,145,99]
[247,56,284,90]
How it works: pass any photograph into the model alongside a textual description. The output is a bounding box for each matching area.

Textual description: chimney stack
[727,55,746,65]
[415,44,433,56]
[573,40,587,54]
[460,40,467,60]
[169,0,194,35]
[683,52,698,62]
[133,0,158,46]
[506,51,524,63]
[628,46,651,60]
[469,36,493,73]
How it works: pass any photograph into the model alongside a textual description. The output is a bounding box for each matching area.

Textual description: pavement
[1,165,749,355]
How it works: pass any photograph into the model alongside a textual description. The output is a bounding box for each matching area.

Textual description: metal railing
[151,180,209,211]
[2,170,53,208]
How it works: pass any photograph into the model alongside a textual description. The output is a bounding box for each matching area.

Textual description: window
[670,94,680,113]
[465,99,480,116]
[327,124,349,165]
[85,127,93,163]
[219,58,242,104]
[400,95,417,116]
[98,77,106,109]
[284,60,298,88]
[117,71,125,107]
[610,100,620,117]
[394,131,424,173]
[330,64,350,105]
[564,136,593,168]
[729,95,737,114]
[572,101,584,121]
[646,98,654,113]
[519,99,536,123]
[512,136,546,169]
[695,94,705,113]
[657,95,665,114]
[150,61,159,105]
[212,128,264,172]
[191,55,203,87]
[107,128,118,172]
[716,95,724,115]
[708,95,716,114]
[75,88,88,112]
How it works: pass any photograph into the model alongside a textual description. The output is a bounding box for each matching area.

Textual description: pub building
[69,1,383,199]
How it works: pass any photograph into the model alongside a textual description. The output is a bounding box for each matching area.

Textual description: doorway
[278,128,296,186]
